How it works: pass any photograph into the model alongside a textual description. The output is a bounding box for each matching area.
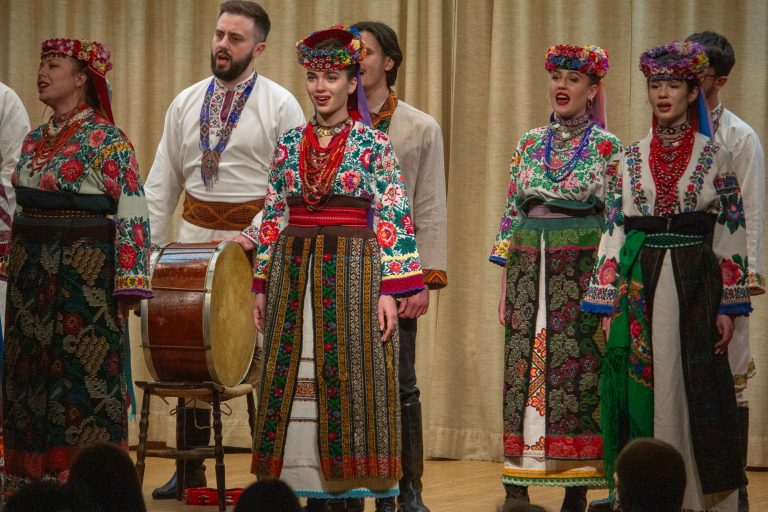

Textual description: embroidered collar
[371,90,398,133]
[711,103,724,134]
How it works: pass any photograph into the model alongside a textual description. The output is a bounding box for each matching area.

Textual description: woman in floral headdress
[2,39,151,493]
[250,26,422,512]
[490,44,622,511]
[582,41,748,512]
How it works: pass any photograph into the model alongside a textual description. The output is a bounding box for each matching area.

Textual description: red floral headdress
[296,25,366,71]
[41,38,115,124]
[545,44,610,78]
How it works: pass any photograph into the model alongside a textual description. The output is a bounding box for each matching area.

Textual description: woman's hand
[498,269,507,326]
[714,314,735,354]
[253,293,266,333]
[601,316,612,338]
[117,296,141,325]
[378,295,398,342]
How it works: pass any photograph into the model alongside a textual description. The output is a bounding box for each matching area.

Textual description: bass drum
[141,241,256,387]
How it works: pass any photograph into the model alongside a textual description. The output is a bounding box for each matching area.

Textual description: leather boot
[738,406,749,512]
[305,498,331,512]
[376,497,397,512]
[587,496,613,512]
[587,497,614,512]
[503,483,530,507]
[398,402,429,512]
[343,498,364,511]
[561,486,587,512]
[152,408,210,500]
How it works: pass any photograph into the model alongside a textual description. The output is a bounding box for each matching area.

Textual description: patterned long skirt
[3,210,127,494]
[502,216,605,488]
[252,226,400,500]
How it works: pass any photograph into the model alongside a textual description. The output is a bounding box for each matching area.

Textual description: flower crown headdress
[639,40,709,80]
[296,25,366,71]
[545,44,610,78]
[41,38,112,76]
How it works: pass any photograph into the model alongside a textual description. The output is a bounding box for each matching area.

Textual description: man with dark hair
[144,0,304,499]
[686,30,764,512]
[349,20,448,512]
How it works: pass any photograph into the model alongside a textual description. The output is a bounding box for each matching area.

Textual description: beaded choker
[311,117,351,137]
[550,112,591,140]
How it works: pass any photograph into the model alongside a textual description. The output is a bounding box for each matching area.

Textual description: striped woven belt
[288,204,368,227]
[644,232,704,248]
[182,192,264,231]
[21,208,105,219]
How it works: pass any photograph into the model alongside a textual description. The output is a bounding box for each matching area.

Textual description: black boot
[376,497,397,512]
[503,483,530,507]
[152,408,210,500]
[398,402,429,512]
[738,406,749,512]
[342,498,364,511]
[587,497,614,512]
[561,486,587,512]
[305,498,331,512]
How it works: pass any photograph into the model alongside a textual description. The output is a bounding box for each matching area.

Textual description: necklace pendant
[201,149,221,180]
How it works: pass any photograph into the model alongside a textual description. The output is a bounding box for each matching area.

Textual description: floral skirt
[3,210,127,494]
[252,227,401,498]
[502,217,605,487]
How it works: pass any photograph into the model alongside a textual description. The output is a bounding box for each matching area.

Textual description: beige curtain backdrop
[1,0,767,466]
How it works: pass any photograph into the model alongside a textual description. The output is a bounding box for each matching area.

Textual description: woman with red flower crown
[2,39,151,494]
[489,44,623,511]
[582,41,751,512]
[250,26,422,511]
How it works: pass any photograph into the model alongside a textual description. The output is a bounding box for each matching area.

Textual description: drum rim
[140,247,163,382]
[203,240,254,386]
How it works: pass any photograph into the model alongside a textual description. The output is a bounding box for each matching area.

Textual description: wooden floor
[135,452,768,511]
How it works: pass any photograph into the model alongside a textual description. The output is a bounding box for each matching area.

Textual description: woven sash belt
[182,192,264,231]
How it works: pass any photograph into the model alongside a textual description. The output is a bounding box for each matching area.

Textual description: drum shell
[141,242,255,386]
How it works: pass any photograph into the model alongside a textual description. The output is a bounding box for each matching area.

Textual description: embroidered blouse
[11,108,152,297]
[490,124,623,264]
[582,132,752,315]
[252,121,423,296]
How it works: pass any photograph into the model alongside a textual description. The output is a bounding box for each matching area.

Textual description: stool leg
[135,388,151,486]
[176,397,185,501]
[246,392,256,440]
[212,391,226,511]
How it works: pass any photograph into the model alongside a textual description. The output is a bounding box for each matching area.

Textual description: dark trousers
[399,317,420,405]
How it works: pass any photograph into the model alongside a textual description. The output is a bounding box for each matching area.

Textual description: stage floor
[135,453,768,511]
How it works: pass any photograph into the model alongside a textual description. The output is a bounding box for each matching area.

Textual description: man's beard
[210,50,253,82]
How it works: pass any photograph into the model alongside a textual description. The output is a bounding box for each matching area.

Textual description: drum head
[206,242,256,386]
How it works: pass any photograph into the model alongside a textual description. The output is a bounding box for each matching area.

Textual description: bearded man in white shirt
[145,0,304,499]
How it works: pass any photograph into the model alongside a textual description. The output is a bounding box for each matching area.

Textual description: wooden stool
[134,381,256,512]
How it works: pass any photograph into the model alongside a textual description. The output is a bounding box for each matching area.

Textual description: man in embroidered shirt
[145,0,304,499]
[0,82,30,327]
[349,21,448,512]
[686,31,765,512]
